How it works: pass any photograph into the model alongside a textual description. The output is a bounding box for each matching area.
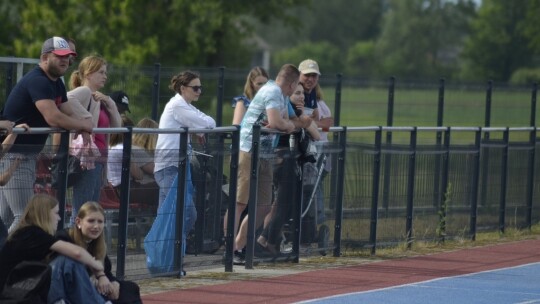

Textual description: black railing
[1,124,538,280]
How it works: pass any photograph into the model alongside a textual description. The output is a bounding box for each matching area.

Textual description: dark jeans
[261,151,298,245]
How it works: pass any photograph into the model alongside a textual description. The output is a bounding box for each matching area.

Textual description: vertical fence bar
[245,125,261,269]
[333,73,342,127]
[333,127,347,257]
[151,63,161,121]
[211,134,226,251]
[292,150,303,263]
[526,128,536,229]
[193,141,208,254]
[174,128,189,277]
[116,127,133,280]
[433,79,445,207]
[216,67,225,127]
[369,127,382,255]
[55,131,70,231]
[439,128,451,243]
[484,80,493,129]
[328,74,342,211]
[224,126,240,272]
[480,81,493,206]
[526,83,537,229]
[530,82,537,127]
[498,128,509,233]
[405,127,417,249]
[382,77,395,210]
[469,128,482,240]
[5,62,14,101]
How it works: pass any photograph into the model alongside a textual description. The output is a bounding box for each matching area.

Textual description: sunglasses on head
[185,85,203,92]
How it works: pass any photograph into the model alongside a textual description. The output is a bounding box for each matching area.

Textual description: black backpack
[1,261,51,304]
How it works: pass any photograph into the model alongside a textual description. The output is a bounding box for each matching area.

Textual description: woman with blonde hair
[231,66,269,125]
[56,201,141,303]
[132,117,159,155]
[0,194,107,303]
[67,55,122,225]
[108,116,159,209]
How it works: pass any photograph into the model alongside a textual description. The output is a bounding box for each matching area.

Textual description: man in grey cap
[1,36,93,232]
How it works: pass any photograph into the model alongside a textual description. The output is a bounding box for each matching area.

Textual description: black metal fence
[1,124,534,280]
[1,58,539,280]
[1,58,539,129]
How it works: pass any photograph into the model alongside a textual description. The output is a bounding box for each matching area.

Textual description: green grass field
[220,84,537,137]
[215,83,537,145]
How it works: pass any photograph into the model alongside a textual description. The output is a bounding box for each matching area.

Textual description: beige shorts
[236,150,273,206]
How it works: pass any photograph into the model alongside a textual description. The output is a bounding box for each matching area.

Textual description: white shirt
[108,144,155,187]
[317,100,332,143]
[154,93,216,172]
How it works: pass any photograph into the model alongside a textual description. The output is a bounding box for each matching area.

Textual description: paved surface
[137,255,368,296]
[136,238,540,303]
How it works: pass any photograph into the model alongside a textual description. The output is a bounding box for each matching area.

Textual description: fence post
[174,128,189,277]
[498,128,509,233]
[525,83,537,229]
[244,125,261,269]
[439,127,451,243]
[151,63,161,121]
[433,79,445,207]
[469,128,482,240]
[382,77,395,210]
[369,127,382,255]
[216,67,225,126]
[193,140,209,254]
[224,126,240,272]
[5,61,14,101]
[328,74,342,212]
[55,131,70,232]
[333,73,342,127]
[531,82,537,127]
[480,81,493,207]
[526,127,536,229]
[115,127,133,280]
[333,127,347,257]
[405,127,417,249]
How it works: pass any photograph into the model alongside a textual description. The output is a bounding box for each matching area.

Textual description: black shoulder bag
[1,261,52,304]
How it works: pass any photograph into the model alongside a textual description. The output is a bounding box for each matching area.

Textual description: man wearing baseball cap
[298,59,321,120]
[298,58,334,231]
[2,36,93,232]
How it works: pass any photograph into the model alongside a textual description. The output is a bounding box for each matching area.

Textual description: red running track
[142,239,540,304]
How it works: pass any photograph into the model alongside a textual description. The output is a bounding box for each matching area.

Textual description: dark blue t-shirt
[4,66,68,152]
[232,95,250,108]
[303,89,318,111]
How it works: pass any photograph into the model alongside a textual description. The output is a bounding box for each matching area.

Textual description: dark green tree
[0,0,310,67]
[374,0,476,80]
[272,41,342,74]
[461,0,537,81]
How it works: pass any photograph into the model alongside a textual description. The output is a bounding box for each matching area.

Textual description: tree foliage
[461,0,539,81]
[374,0,476,79]
[0,0,310,67]
[272,41,342,75]
[3,0,540,83]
